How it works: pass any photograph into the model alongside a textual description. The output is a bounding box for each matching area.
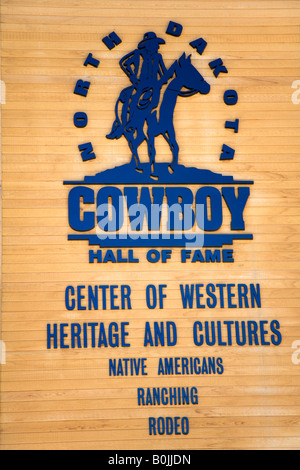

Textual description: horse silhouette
[107,53,210,179]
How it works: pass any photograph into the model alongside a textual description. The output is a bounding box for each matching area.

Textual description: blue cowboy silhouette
[107,32,210,179]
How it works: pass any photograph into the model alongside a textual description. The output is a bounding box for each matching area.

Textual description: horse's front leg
[146,113,159,180]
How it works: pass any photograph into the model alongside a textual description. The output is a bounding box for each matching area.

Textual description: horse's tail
[106,96,123,140]
[106,86,134,140]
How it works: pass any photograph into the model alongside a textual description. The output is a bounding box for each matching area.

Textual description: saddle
[106,85,155,139]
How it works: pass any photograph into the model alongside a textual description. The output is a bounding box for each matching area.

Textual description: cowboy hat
[138,32,165,49]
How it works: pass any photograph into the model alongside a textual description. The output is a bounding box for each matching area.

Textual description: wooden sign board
[1,0,300,452]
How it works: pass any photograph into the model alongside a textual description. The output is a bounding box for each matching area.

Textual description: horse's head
[176,53,210,96]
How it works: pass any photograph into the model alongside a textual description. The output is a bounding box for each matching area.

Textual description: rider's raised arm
[119,50,140,84]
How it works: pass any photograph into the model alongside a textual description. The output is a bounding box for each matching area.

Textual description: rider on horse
[107,32,176,142]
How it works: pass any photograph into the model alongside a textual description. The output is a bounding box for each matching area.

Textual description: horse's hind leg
[163,128,179,173]
[127,128,146,174]
[147,132,159,181]
[128,141,143,173]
